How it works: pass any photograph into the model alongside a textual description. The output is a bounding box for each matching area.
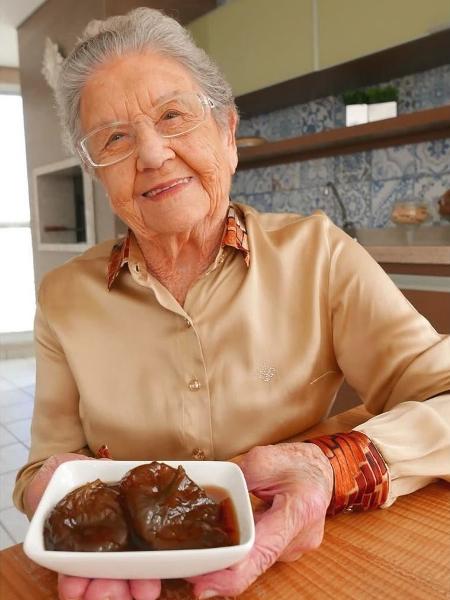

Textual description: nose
[134,121,174,171]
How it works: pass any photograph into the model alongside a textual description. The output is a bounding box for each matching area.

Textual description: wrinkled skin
[81,51,238,307]
[25,443,332,599]
[189,443,333,599]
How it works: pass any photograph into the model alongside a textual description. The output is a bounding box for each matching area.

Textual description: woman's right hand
[24,453,94,517]
[58,575,161,600]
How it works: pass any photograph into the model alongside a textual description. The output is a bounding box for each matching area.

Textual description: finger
[129,579,162,600]
[191,494,294,598]
[83,578,133,600]
[25,454,93,515]
[58,574,90,600]
[278,515,325,562]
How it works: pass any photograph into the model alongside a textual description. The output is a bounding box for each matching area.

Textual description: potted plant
[342,89,369,126]
[366,85,398,122]
[342,86,398,126]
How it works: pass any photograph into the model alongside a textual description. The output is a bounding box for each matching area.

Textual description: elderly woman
[14,7,450,600]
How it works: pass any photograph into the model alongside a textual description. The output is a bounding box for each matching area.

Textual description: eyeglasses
[77,92,215,168]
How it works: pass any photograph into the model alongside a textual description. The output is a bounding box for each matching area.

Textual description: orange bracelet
[306,431,389,516]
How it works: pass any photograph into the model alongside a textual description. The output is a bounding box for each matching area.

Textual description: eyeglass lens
[83,93,207,166]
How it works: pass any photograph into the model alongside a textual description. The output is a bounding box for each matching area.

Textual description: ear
[223,109,239,174]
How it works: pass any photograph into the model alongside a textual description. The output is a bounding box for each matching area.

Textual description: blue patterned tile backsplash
[233,65,450,228]
[372,145,416,181]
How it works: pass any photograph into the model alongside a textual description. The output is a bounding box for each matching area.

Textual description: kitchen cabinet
[318,0,450,70]
[189,0,450,99]
[189,0,315,97]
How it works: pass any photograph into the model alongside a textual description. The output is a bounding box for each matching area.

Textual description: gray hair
[55,7,237,154]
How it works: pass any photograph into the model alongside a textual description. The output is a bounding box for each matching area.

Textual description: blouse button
[188,378,201,391]
[192,448,206,460]
[185,318,192,327]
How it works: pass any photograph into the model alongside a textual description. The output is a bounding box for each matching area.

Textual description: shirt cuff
[355,395,450,507]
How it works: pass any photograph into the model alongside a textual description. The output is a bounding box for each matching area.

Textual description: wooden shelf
[237,105,450,171]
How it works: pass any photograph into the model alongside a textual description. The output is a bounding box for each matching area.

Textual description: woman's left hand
[189,442,333,599]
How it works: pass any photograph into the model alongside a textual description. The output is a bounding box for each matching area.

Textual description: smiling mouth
[143,177,192,199]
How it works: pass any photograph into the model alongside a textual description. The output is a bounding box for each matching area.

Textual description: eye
[161,109,183,121]
[105,131,128,148]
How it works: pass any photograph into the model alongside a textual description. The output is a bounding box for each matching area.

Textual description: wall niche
[32,157,95,252]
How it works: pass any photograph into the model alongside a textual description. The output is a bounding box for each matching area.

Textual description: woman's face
[79,52,238,238]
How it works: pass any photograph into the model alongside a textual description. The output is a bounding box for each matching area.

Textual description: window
[0,94,35,333]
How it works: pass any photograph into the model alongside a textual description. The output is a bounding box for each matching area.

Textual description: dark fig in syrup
[120,462,233,550]
[44,479,128,552]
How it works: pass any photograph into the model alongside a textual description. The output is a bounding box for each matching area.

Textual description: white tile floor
[0,357,36,549]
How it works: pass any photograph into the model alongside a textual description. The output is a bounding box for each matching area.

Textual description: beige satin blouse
[13,204,450,511]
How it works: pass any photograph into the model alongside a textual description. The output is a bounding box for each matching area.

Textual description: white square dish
[23,460,255,579]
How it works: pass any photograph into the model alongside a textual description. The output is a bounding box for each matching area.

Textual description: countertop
[357,226,450,265]
[364,245,450,264]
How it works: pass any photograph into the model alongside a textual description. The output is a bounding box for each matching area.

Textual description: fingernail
[199,591,217,599]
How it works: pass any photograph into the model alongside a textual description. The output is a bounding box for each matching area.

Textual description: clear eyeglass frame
[77,92,215,168]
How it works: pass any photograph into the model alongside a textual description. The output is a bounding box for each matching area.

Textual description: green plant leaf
[342,85,398,105]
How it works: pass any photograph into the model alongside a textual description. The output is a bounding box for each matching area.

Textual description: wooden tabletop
[1,406,449,600]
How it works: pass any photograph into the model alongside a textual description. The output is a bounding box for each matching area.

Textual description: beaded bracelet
[306,431,389,516]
